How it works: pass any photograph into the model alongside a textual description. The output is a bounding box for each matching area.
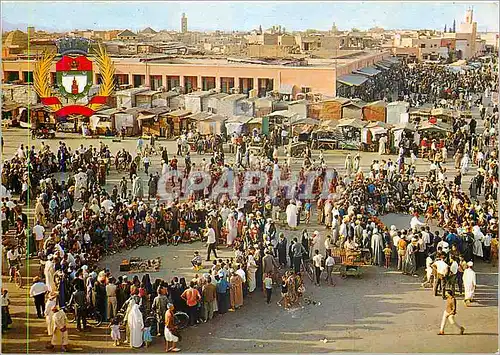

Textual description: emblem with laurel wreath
[34,43,115,113]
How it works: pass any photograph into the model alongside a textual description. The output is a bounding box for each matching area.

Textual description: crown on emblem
[56,37,92,56]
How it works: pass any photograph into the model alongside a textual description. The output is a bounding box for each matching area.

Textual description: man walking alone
[439,290,465,335]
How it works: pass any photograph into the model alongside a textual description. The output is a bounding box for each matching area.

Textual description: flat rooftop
[111,51,387,68]
[3,50,390,70]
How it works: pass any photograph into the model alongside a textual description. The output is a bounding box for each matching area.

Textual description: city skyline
[1,1,499,33]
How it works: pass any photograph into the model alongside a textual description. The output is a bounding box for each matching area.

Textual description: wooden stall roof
[135,90,161,97]
[186,112,212,121]
[336,118,367,129]
[166,109,191,117]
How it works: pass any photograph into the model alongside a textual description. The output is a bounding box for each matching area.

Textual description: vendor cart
[290,141,307,157]
[332,248,371,278]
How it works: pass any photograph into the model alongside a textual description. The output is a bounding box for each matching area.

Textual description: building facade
[2,52,390,97]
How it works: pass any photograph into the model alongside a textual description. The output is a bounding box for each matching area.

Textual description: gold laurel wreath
[89,44,115,111]
[33,44,115,112]
[33,50,61,111]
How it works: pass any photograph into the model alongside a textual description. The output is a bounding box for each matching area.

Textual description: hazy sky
[2,1,499,32]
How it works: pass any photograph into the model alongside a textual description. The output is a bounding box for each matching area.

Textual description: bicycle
[300,258,314,282]
[65,305,103,327]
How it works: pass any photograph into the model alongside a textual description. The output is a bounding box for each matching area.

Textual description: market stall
[363,121,392,152]
[137,106,171,137]
[196,114,226,136]
[290,117,319,139]
[386,101,409,125]
[430,108,456,123]
[362,100,387,122]
[312,120,338,150]
[114,107,142,136]
[336,118,367,150]
[409,107,431,123]
[247,116,270,136]
[225,115,253,136]
[391,122,416,153]
[2,103,22,127]
[165,109,192,136]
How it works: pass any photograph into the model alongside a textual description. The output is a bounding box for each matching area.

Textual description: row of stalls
[308,117,452,152]
[335,56,401,99]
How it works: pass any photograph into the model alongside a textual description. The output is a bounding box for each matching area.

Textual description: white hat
[313,231,319,235]
[467,261,473,267]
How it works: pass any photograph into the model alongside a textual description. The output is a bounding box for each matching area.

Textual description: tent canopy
[374,61,390,70]
[137,113,156,121]
[336,74,368,87]
[392,122,416,132]
[290,117,320,126]
[267,110,297,118]
[418,120,452,132]
[337,118,367,129]
[353,66,381,77]
[313,120,338,133]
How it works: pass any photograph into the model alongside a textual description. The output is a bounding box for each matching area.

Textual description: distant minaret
[444,24,447,33]
[452,19,456,32]
[181,13,188,33]
[465,7,473,24]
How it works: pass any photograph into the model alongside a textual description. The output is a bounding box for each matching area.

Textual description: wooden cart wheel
[340,265,347,279]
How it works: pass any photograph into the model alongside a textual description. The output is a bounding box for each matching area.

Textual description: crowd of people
[1,56,498,350]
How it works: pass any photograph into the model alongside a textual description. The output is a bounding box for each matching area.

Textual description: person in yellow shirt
[383,244,392,269]
[397,237,407,271]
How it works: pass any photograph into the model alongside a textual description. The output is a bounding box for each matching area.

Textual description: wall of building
[247,44,291,58]
[2,52,390,97]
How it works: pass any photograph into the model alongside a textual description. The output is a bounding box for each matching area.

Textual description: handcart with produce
[331,247,371,278]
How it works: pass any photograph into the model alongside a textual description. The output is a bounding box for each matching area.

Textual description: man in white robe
[285,200,298,229]
[463,261,476,304]
[472,226,484,259]
[246,254,258,293]
[128,303,144,348]
[44,292,58,336]
[44,255,56,292]
[73,169,88,200]
[410,213,425,230]
[132,175,144,199]
[378,136,387,155]
[460,154,470,175]
[225,213,237,247]
[344,154,353,177]
[50,306,69,351]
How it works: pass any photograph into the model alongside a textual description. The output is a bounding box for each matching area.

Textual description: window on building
[5,71,19,82]
[302,87,311,94]
[420,44,426,48]
[220,77,235,93]
[239,78,254,94]
[22,71,33,83]
[184,76,197,93]
[202,77,216,91]
[150,75,162,90]
[257,78,273,98]
[133,75,145,88]
[167,76,180,91]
